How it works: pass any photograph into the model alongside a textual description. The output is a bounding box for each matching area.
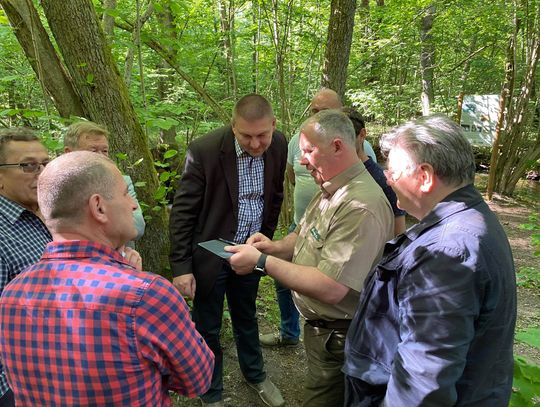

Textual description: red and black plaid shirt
[0,240,214,406]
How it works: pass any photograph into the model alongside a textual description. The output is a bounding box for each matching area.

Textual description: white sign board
[460,95,500,146]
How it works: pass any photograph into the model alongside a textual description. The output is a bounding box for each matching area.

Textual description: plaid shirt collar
[234,136,265,160]
[0,195,28,225]
[42,240,131,267]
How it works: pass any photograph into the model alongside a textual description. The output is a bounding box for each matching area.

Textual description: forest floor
[173,178,540,407]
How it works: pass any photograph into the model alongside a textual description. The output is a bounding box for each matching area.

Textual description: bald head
[38,151,117,228]
[310,88,342,115]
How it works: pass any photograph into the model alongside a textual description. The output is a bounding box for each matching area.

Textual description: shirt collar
[321,162,365,197]
[404,184,481,241]
[234,136,265,160]
[42,240,130,266]
[0,195,29,225]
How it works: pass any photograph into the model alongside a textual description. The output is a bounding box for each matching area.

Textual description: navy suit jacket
[169,125,287,298]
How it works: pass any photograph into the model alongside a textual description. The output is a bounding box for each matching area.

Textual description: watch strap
[253,253,268,276]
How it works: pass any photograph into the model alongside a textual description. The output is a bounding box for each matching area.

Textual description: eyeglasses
[384,165,416,183]
[0,161,49,173]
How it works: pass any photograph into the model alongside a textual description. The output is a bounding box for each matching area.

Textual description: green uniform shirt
[292,162,394,321]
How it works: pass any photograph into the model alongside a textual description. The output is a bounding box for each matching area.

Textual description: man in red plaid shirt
[0,151,214,406]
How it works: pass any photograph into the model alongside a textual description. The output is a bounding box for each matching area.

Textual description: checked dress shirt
[0,240,214,406]
[0,195,52,399]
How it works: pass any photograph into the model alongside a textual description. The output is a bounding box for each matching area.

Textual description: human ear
[418,163,435,192]
[88,194,107,223]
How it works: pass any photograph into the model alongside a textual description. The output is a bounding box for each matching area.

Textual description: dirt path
[174,193,540,407]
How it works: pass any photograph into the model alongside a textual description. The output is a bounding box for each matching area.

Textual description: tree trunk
[102,0,116,36]
[420,4,436,116]
[218,0,237,99]
[321,0,357,100]
[487,24,516,200]
[455,36,478,123]
[0,0,85,118]
[251,0,260,93]
[40,0,169,275]
[124,1,153,87]
[155,4,178,146]
[496,3,540,196]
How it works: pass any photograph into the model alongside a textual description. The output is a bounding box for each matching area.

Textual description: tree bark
[498,5,540,195]
[0,0,85,118]
[321,0,357,100]
[124,1,153,87]
[217,0,237,99]
[102,0,116,37]
[420,4,436,116]
[40,0,169,274]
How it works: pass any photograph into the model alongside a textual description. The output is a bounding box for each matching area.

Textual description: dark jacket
[343,185,516,406]
[169,125,287,298]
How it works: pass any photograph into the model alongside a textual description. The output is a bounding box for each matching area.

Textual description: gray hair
[0,128,40,163]
[64,121,109,149]
[301,109,356,148]
[38,151,117,227]
[380,114,476,186]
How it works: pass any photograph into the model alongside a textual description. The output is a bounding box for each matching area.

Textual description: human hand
[226,244,262,275]
[246,233,273,253]
[173,274,197,300]
[120,246,143,271]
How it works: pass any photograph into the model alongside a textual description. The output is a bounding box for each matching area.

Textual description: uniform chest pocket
[294,223,328,259]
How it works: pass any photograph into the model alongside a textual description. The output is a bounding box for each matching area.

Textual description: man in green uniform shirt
[226,110,394,407]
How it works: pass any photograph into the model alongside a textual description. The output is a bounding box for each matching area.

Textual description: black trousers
[0,389,14,407]
[193,264,266,403]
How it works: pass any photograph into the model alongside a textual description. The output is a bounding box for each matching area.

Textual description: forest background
[0,0,539,405]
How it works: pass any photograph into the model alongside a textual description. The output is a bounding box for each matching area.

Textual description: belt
[306,319,351,330]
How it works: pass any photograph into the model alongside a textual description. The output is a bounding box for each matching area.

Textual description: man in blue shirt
[0,128,52,407]
[343,115,516,406]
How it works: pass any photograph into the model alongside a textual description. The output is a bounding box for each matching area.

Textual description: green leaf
[163,149,178,159]
[134,181,146,188]
[159,171,172,182]
[0,75,20,82]
[115,153,128,161]
[154,185,167,201]
[510,356,540,406]
[516,328,540,349]
[103,8,121,18]
[86,73,94,85]
[153,161,170,168]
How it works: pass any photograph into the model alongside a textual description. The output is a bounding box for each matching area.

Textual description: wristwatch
[253,253,268,277]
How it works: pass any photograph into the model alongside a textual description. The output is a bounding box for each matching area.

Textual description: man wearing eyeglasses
[0,128,51,407]
[343,115,516,406]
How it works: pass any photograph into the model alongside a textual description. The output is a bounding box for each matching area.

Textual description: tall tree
[495,0,540,195]
[321,0,357,99]
[487,23,516,200]
[420,4,436,116]
[0,0,84,118]
[10,0,169,274]
[217,0,237,99]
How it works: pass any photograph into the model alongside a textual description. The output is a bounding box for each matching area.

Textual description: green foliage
[520,214,540,257]
[516,327,540,350]
[517,267,540,289]
[511,356,540,407]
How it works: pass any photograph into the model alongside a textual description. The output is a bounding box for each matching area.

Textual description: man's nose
[251,139,261,150]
